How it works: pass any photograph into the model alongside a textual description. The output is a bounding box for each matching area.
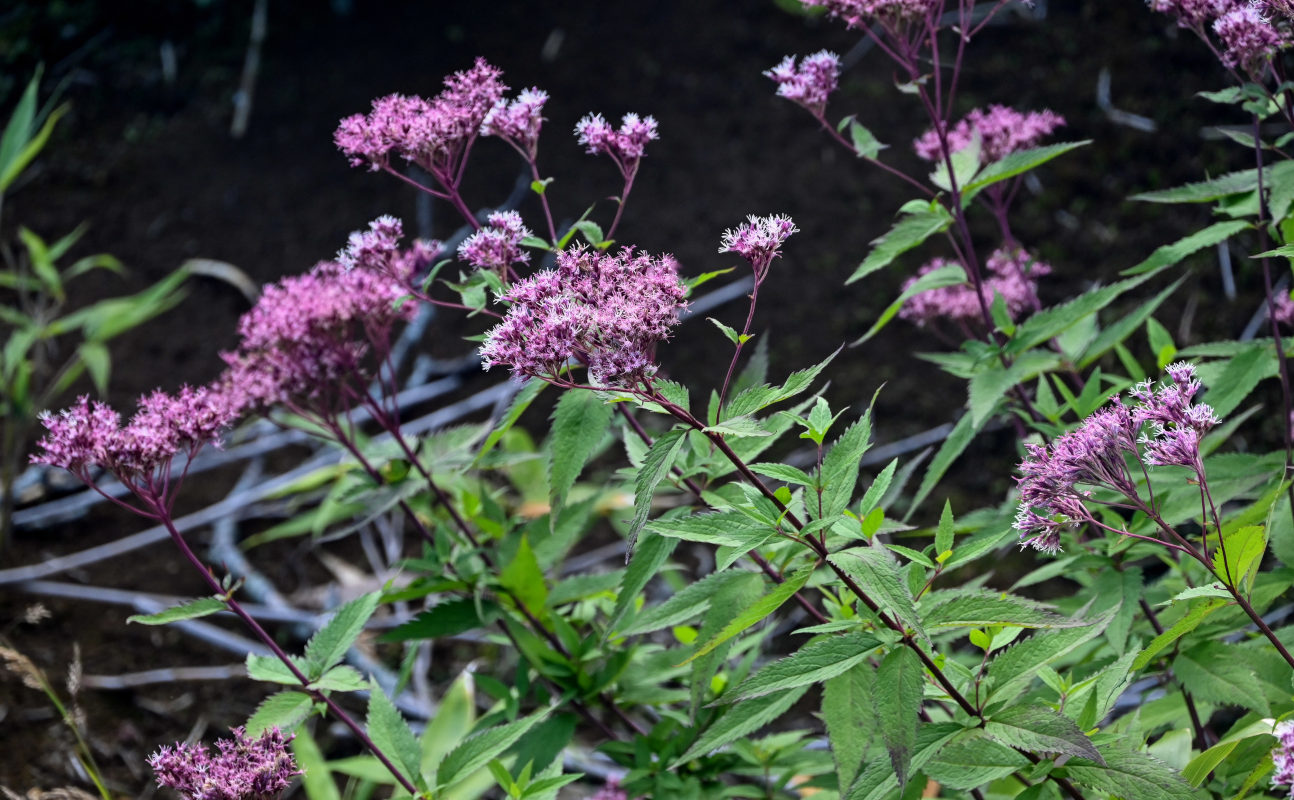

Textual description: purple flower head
[1149,0,1232,27]
[575,112,659,178]
[1015,364,1220,555]
[32,387,235,497]
[458,210,534,275]
[913,105,1065,163]
[335,58,507,180]
[1257,0,1294,21]
[1272,720,1294,795]
[1274,290,1294,329]
[591,779,629,800]
[1214,5,1290,71]
[482,87,549,159]
[219,254,416,416]
[480,245,687,385]
[899,247,1050,329]
[764,51,840,118]
[802,0,940,26]
[719,214,799,282]
[149,727,301,800]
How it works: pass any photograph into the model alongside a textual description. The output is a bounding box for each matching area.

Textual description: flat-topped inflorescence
[149,727,300,800]
[719,214,799,283]
[574,112,659,179]
[913,105,1066,164]
[900,247,1051,329]
[480,244,687,386]
[764,51,840,119]
[458,210,534,275]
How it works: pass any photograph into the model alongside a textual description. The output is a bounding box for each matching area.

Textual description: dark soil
[0,0,1267,794]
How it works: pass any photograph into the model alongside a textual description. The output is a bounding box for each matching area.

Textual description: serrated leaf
[627,428,687,550]
[924,730,1029,790]
[312,664,367,692]
[673,685,810,765]
[935,501,955,555]
[499,534,548,616]
[1215,524,1266,593]
[648,510,775,548]
[1077,278,1185,368]
[905,410,981,519]
[246,653,306,685]
[874,647,923,789]
[818,412,873,520]
[1174,643,1269,713]
[474,379,545,466]
[962,141,1090,198]
[381,597,500,642]
[719,632,879,704]
[704,415,771,437]
[967,350,1062,427]
[245,690,315,736]
[1132,599,1227,670]
[708,316,743,345]
[303,591,381,680]
[1006,272,1157,355]
[608,529,678,634]
[987,616,1111,703]
[680,563,814,666]
[983,704,1103,762]
[846,206,953,284]
[750,462,816,487]
[1122,220,1250,276]
[127,596,226,625]
[1182,718,1276,786]
[367,682,425,790]
[437,712,548,789]
[846,722,963,800]
[859,459,898,517]
[421,671,476,777]
[1131,166,1266,203]
[724,347,841,419]
[823,661,875,794]
[548,390,613,514]
[852,264,965,345]
[619,571,755,636]
[1064,745,1191,800]
[1203,344,1273,418]
[921,590,1079,629]
[829,547,926,641]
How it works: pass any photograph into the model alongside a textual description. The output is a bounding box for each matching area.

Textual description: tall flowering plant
[16,2,1294,798]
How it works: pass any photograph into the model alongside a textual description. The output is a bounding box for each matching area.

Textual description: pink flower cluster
[482,87,549,159]
[1274,290,1294,328]
[149,727,300,800]
[801,0,940,27]
[1275,720,1294,797]
[337,215,441,287]
[1014,363,1219,554]
[481,245,687,385]
[591,779,629,800]
[765,51,841,118]
[218,232,418,415]
[914,105,1066,163]
[899,247,1050,329]
[32,388,235,494]
[334,58,507,179]
[575,112,659,178]
[1150,0,1289,71]
[719,214,799,282]
[458,210,533,274]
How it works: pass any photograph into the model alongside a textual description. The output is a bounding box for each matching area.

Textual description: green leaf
[962,141,1091,198]
[846,204,953,285]
[548,390,613,513]
[967,350,1062,427]
[312,665,367,692]
[921,590,1078,629]
[987,616,1111,702]
[846,722,963,800]
[381,598,499,642]
[1215,524,1267,593]
[704,415,771,437]
[437,712,548,789]
[499,534,548,617]
[935,501,955,555]
[859,459,898,518]
[828,547,927,641]
[421,671,477,777]
[1131,599,1227,670]
[924,730,1030,790]
[619,570,755,636]
[823,661,875,794]
[245,690,315,736]
[719,632,880,703]
[303,591,382,680]
[1182,718,1276,787]
[365,682,425,790]
[874,647,923,789]
[983,704,1103,763]
[931,130,982,192]
[608,529,678,634]
[1064,745,1191,800]
[1007,272,1157,355]
[708,317,744,345]
[648,510,776,548]
[246,653,306,685]
[750,462,816,487]
[673,685,810,765]
[1122,220,1250,275]
[292,726,342,800]
[1131,166,1267,203]
[845,117,886,160]
[626,428,687,550]
[126,596,226,625]
[0,69,40,177]
[75,341,111,395]
[1202,344,1272,418]
[1174,643,1269,713]
[852,264,965,345]
[724,346,840,419]
[818,412,873,519]
[0,105,68,195]
[680,563,814,665]
[1077,278,1186,368]
[474,379,545,466]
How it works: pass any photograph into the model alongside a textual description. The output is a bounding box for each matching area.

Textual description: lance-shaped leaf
[961,140,1091,199]
[474,378,545,466]
[983,704,1103,763]
[246,690,315,736]
[873,647,924,789]
[548,389,613,514]
[1173,642,1269,713]
[846,204,953,285]
[436,710,548,789]
[303,591,382,680]
[717,632,880,704]
[817,412,873,520]
[380,597,501,642]
[607,528,678,634]
[673,685,810,765]
[1006,271,1158,355]
[127,596,226,625]
[829,547,927,642]
[852,264,965,345]
[823,661,876,795]
[628,428,688,549]
[619,570,756,636]
[1131,598,1226,670]
[987,612,1113,703]
[648,510,776,548]
[846,722,963,800]
[1063,745,1192,800]
[923,730,1029,790]
[920,589,1082,629]
[724,346,841,419]
[679,563,815,666]
[1122,220,1250,276]
[366,681,425,790]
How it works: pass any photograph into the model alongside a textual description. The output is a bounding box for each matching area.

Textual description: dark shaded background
[0,0,1258,792]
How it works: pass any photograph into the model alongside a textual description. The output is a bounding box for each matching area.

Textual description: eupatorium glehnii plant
[16,0,1294,797]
